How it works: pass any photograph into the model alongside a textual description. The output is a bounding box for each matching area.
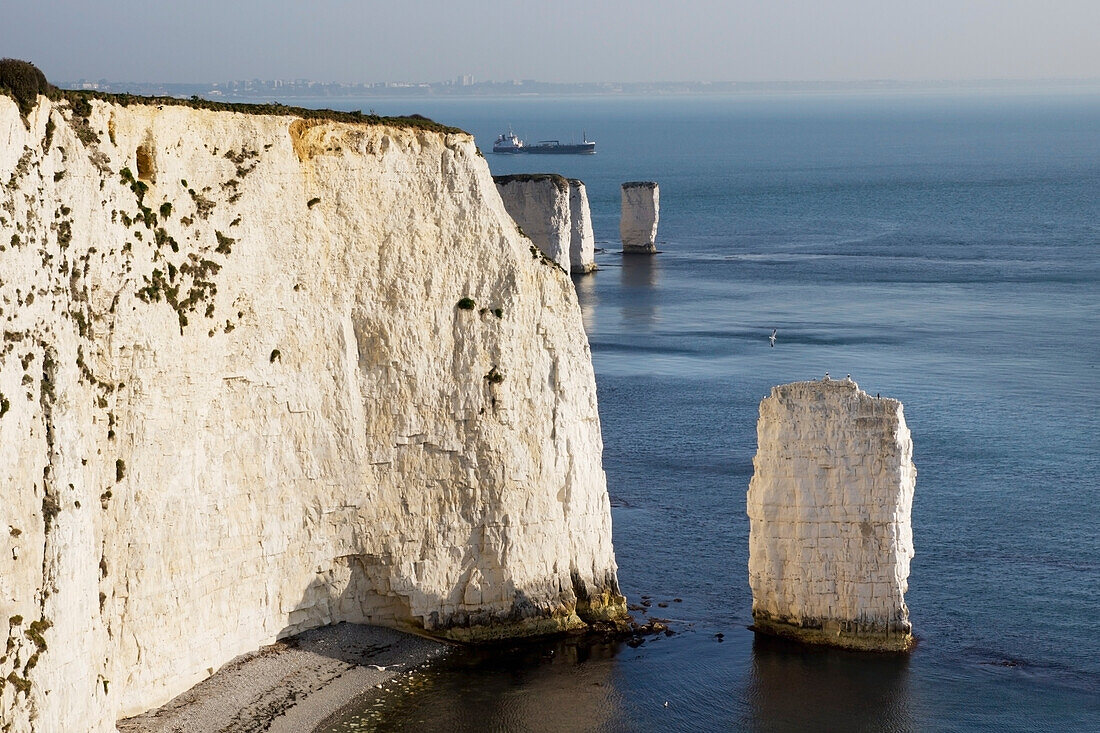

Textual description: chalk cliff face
[567,179,596,274]
[493,174,572,273]
[0,95,625,731]
[747,379,915,652]
[620,181,659,253]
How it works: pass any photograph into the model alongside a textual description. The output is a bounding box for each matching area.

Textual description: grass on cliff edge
[493,173,570,191]
[0,59,465,135]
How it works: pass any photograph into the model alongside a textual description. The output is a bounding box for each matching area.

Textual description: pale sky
[4,0,1099,84]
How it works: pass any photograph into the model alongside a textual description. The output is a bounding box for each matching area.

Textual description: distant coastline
[54,77,1100,103]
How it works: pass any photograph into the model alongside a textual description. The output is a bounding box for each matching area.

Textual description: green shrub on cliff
[0,59,55,119]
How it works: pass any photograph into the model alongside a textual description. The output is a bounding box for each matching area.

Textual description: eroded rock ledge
[0,92,625,731]
[747,378,916,652]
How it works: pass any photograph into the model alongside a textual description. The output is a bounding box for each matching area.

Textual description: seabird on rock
[769,329,777,347]
[824,372,830,380]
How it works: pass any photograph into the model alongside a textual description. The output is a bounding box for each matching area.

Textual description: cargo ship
[492,130,595,154]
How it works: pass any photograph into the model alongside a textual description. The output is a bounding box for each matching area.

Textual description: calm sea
[310,90,1100,731]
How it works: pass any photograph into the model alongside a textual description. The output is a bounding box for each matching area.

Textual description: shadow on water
[320,636,629,732]
[572,271,599,334]
[619,254,660,329]
[744,634,914,732]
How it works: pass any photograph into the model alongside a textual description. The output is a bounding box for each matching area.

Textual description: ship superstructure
[492,129,525,153]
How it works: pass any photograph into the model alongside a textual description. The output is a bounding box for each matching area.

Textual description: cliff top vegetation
[493,173,570,191]
[0,58,54,118]
[0,59,465,134]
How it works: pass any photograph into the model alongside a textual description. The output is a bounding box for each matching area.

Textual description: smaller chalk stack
[568,179,597,273]
[620,181,659,253]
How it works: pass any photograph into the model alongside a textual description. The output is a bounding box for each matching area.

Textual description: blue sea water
[316,90,1100,731]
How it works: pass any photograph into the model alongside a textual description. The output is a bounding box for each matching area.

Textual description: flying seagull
[769,329,777,347]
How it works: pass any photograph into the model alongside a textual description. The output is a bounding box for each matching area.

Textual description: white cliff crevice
[0,95,625,731]
[746,378,915,652]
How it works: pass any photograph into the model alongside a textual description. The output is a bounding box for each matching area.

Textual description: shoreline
[117,623,449,733]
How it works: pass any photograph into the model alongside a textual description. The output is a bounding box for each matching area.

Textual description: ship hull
[525,144,596,155]
[523,145,594,152]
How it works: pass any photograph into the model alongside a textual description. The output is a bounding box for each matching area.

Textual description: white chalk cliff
[493,174,572,273]
[567,179,596,274]
[0,94,626,732]
[619,181,659,253]
[747,379,915,651]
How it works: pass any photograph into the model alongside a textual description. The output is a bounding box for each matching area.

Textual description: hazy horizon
[4,1,1099,86]
[48,76,1100,89]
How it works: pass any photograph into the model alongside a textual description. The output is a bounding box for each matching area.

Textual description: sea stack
[494,173,572,271]
[620,181,659,253]
[567,179,597,273]
[747,378,916,652]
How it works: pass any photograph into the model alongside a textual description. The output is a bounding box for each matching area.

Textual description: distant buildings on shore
[60,76,711,99]
[57,76,1100,101]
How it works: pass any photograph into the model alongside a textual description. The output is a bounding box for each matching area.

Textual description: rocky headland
[0,72,626,732]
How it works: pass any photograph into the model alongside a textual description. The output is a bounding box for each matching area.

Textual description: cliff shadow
[572,271,599,334]
[744,633,914,731]
[321,633,628,732]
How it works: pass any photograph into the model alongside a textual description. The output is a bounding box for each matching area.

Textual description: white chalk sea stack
[0,95,626,731]
[494,173,572,272]
[567,178,597,274]
[747,378,916,652]
[620,181,659,253]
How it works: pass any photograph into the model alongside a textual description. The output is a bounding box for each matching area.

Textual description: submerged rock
[620,181,659,253]
[747,378,916,652]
